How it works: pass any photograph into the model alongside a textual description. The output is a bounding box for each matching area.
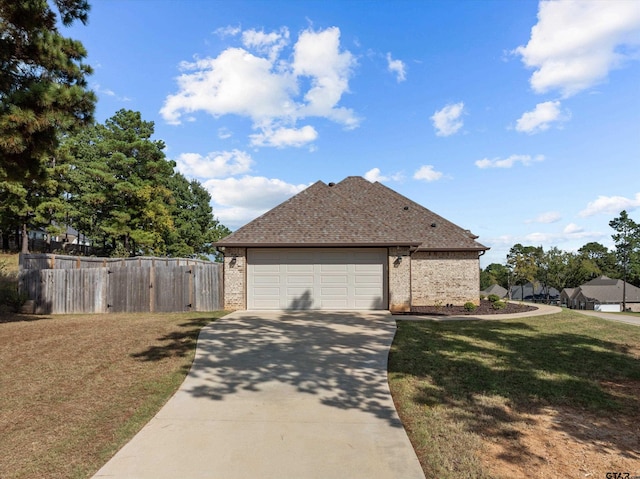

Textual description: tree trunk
[21,222,29,254]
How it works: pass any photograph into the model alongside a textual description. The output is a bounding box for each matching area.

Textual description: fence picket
[19,254,222,314]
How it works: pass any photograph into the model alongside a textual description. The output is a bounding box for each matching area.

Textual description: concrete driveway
[576,310,640,326]
[92,310,425,479]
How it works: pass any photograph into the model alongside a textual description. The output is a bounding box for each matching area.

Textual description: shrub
[464,301,477,312]
[0,262,24,312]
[488,294,500,303]
[492,300,506,310]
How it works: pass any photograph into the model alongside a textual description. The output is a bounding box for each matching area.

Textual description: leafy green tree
[88,110,176,256]
[506,244,542,299]
[165,173,230,259]
[480,263,509,290]
[61,109,231,258]
[577,242,617,279]
[0,0,95,252]
[536,247,576,299]
[609,211,640,303]
[0,0,95,181]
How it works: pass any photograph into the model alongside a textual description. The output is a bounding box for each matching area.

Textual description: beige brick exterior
[223,247,246,311]
[388,247,411,313]
[411,251,480,306]
[222,247,481,311]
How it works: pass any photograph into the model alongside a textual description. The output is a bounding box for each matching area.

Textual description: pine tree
[0,0,96,251]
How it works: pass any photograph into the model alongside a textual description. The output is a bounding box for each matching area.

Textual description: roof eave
[214,241,422,249]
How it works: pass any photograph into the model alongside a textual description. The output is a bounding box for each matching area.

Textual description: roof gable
[575,280,640,303]
[216,180,419,247]
[216,176,488,251]
[333,177,487,251]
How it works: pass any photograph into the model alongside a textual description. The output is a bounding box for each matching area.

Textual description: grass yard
[389,309,640,479]
[0,310,227,479]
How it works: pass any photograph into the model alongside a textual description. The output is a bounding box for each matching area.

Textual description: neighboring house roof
[510,282,560,301]
[216,176,489,251]
[572,276,640,304]
[481,284,508,298]
[560,288,576,299]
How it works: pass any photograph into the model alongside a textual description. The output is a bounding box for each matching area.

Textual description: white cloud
[242,27,289,60]
[526,211,562,224]
[249,125,318,148]
[160,48,296,125]
[579,192,640,217]
[161,26,359,143]
[515,101,570,134]
[364,167,403,183]
[214,25,241,37]
[431,102,464,136]
[202,176,309,227]
[93,83,131,102]
[386,53,406,82]
[218,127,232,139]
[515,0,640,97]
[413,165,443,182]
[475,154,544,169]
[175,150,253,178]
[563,223,583,234]
[292,27,359,128]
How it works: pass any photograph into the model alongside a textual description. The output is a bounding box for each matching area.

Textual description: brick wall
[223,247,246,310]
[411,251,480,306]
[388,247,411,313]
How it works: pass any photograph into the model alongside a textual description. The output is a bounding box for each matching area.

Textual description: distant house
[559,288,576,308]
[509,282,560,303]
[481,284,508,299]
[562,276,640,312]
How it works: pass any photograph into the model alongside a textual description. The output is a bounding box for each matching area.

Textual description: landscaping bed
[402,299,538,316]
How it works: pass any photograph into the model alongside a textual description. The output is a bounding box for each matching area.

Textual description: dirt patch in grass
[0,310,227,479]
[480,397,640,478]
[389,311,640,479]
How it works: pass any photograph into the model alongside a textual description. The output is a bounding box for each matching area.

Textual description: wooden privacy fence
[19,254,223,314]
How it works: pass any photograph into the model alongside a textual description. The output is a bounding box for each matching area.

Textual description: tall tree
[480,263,509,290]
[0,0,96,251]
[506,244,542,299]
[90,110,176,256]
[61,109,231,258]
[576,242,617,279]
[609,211,640,308]
[165,173,231,259]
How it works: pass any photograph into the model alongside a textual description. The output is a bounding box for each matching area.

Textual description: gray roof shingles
[216,176,488,252]
[573,276,640,303]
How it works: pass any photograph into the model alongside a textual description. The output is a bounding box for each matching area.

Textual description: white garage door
[247,248,387,310]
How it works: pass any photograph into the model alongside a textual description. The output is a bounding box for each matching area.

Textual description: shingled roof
[574,276,640,303]
[215,176,488,252]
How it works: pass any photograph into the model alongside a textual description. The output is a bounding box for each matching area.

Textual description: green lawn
[388,309,640,478]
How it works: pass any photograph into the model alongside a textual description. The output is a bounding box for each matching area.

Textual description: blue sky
[67,0,640,266]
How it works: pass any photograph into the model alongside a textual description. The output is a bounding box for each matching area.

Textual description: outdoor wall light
[394,255,402,265]
[229,256,237,266]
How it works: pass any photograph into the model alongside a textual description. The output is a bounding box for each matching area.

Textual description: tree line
[481,211,640,293]
[0,2,229,258]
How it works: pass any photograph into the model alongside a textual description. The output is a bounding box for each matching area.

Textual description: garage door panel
[254,264,281,272]
[286,275,314,285]
[253,286,281,295]
[248,248,387,310]
[286,264,314,272]
[320,264,348,272]
[320,275,348,284]
[254,275,280,284]
[321,287,348,295]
